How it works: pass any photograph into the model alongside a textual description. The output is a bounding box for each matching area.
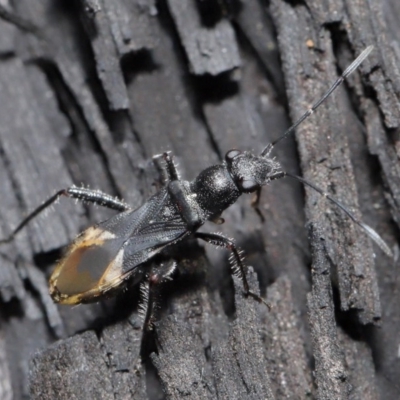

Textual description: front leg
[251,187,265,223]
[195,232,266,305]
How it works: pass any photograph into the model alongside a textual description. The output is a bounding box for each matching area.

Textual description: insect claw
[152,153,163,160]
[245,290,272,310]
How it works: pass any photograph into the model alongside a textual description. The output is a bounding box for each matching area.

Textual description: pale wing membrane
[51,188,189,304]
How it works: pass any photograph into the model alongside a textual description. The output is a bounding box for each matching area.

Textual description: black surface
[0,0,399,399]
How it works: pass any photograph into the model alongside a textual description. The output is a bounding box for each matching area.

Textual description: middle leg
[152,151,180,183]
[139,260,179,332]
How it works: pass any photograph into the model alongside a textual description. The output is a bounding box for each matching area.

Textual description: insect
[0,45,391,330]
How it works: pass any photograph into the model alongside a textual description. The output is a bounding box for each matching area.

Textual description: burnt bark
[0,0,399,399]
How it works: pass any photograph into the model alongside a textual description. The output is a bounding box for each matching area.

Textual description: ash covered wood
[0,0,399,399]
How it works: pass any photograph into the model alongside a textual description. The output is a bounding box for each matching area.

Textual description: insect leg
[153,151,180,180]
[139,261,178,331]
[251,172,286,221]
[152,151,181,185]
[251,188,265,222]
[162,152,180,181]
[195,232,266,304]
[66,186,130,211]
[0,187,130,244]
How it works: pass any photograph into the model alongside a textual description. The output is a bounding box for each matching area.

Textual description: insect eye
[240,179,258,192]
[225,149,241,163]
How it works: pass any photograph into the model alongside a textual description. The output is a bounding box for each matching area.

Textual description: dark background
[0,0,399,399]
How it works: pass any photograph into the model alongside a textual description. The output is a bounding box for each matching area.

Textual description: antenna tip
[362,45,374,58]
[343,45,374,77]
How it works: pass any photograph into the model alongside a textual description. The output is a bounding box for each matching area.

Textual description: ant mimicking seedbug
[0,45,392,330]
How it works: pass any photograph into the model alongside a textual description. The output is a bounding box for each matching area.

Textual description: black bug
[0,45,391,330]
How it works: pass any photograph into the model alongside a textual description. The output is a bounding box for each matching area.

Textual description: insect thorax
[190,164,241,221]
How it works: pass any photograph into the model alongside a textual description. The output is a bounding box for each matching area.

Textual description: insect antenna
[261,45,374,156]
[258,45,391,255]
[284,172,392,257]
